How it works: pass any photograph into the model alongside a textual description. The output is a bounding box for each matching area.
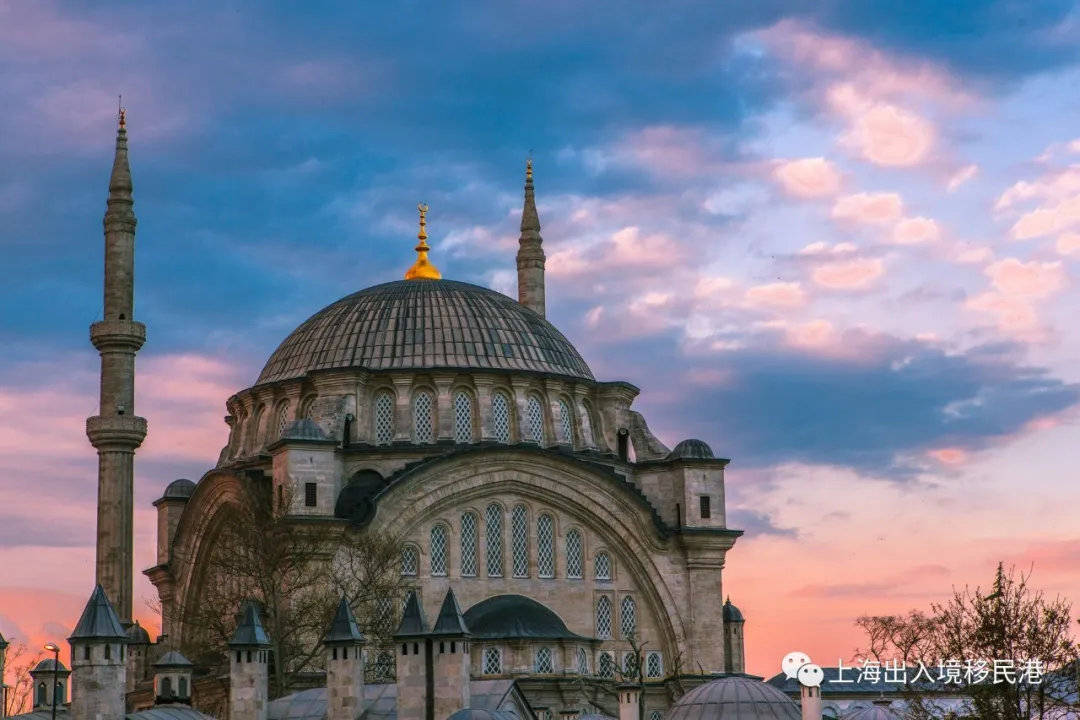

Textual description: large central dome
[256,279,594,385]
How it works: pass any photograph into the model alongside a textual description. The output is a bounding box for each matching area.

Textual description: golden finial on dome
[405,202,442,280]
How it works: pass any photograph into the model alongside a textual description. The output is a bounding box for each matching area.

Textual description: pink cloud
[965,292,1042,340]
[1056,232,1080,255]
[772,157,842,198]
[830,87,935,167]
[985,258,1066,299]
[743,282,807,309]
[949,242,994,265]
[811,257,885,290]
[928,447,969,465]
[892,216,941,245]
[831,192,903,225]
[946,164,979,192]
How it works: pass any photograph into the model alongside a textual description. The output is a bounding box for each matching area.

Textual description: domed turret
[669,676,800,720]
[667,439,715,460]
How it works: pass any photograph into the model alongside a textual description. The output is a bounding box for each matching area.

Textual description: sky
[2,0,1080,680]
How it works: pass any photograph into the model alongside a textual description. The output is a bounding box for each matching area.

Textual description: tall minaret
[85,107,146,624]
[516,159,546,317]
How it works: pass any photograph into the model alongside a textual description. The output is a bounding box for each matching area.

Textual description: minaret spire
[86,107,147,624]
[516,158,546,317]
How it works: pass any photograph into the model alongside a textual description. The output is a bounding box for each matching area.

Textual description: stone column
[392,375,413,442]
[510,378,531,444]
[433,375,455,442]
[474,377,495,441]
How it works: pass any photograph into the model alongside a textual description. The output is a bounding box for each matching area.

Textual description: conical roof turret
[394,591,429,638]
[69,584,127,641]
[430,588,469,637]
[229,601,271,647]
[324,597,365,645]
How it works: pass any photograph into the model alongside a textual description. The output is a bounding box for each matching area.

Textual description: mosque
[0,114,868,720]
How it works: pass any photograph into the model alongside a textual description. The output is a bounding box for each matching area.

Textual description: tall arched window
[596,595,613,639]
[557,398,573,444]
[580,402,595,447]
[37,682,46,707]
[526,394,545,444]
[178,676,188,698]
[453,391,473,443]
[482,647,502,675]
[247,405,265,452]
[595,551,613,581]
[299,394,316,419]
[491,392,511,443]
[620,595,637,639]
[461,512,478,577]
[597,651,615,679]
[511,505,529,578]
[401,546,418,576]
[537,514,554,578]
[534,647,554,674]
[646,652,664,679]
[566,529,583,578]
[485,504,503,577]
[576,646,589,675]
[161,676,174,699]
[430,525,448,576]
[276,403,291,439]
[413,390,434,443]
[374,391,394,445]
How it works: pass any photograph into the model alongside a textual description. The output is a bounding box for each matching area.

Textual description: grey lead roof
[393,591,428,638]
[267,679,519,720]
[323,597,365,645]
[230,602,271,647]
[667,439,715,460]
[430,588,469,637]
[668,677,800,720]
[462,595,586,641]
[843,705,902,720]
[255,280,595,385]
[153,650,193,668]
[69,584,127,641]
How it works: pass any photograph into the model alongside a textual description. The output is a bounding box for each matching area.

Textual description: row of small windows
[478,646,664,679]
[402,507,614,581]
[594,595,637,640]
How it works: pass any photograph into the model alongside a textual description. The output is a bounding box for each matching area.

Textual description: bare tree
[3,642,44,716]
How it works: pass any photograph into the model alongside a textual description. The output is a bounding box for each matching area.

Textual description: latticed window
[486,504,503,577]
[622,651,638,675]
[620,595,636,639]
[557,399,573,444]
[401,546,418,576]
[491,392,512,443]
[576,647,589,675]
[483,647,502,675]
[596,596,613,639]
[581,403,595,447]
[276,404,291,439]
[453,391,473,443]
[649,711,663,720]
[430,525,448,576]
[413,390,434,443]
[372,651,395,682]
[537,514,554,578]
[597,652,615,679]
[511,505,529,578]
[566,529,583,578]
[534,646,554,673]
[374,392,394,445]
[375,597,394,634]
[646,652,663,678]
[526,395,545,444]
[461,512,478,577]
[595,551,612,581]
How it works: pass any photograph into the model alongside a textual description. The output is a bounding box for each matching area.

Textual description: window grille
[304,482,317,507]
[537,514,555,578]
[558,399,573,444]
[482,647,502,675]
[414,390,434,443]
[461,512,478,576]
[620,596,636,639]
[453,391,473,443]
[699,495,711,519]
[511,505,529,578]
[595,551,612,581]
[646,652,663,678]
[491,392,511,442]
[401,546,418,576]
[650,712,663,720]
[486,504,503,577]
[276,405,290,439]
[526,395,545,444]
[372,651,395,681]
[597,652,615,679]
[534,646,554,674]
[596,596,612,639]
[375,597,394,635]
[374,392,394,444]
[566,529,583,578]
[576,646,589,675]
[430,525,448,576]
[622,651,638,676]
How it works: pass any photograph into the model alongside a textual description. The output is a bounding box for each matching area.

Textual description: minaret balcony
[87,414,147,449]
[90,319,146,352]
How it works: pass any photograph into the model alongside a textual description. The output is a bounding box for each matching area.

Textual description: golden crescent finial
[405,202,441,280]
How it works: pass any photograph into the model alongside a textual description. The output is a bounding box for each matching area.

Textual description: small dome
[723,598,744,623]
[667,439,715,460]
[162,479,196,500]
[669,676,800,720]
[845,704,901,720]
[463,595,585,640]
[31,658,69,673]
[126,622,151,644]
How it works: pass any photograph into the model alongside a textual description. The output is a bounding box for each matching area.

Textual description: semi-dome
[463,594,586,640]
[256,279,594,385]
[669,676,800,720]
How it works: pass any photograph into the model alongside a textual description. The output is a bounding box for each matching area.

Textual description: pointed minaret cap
[108,106,133,201]
[324,597,365,645]
[430,588,469,637]
[229,601,271,648]
[393,591,429,638]
[520,159,540,235]
[68,584,127,641]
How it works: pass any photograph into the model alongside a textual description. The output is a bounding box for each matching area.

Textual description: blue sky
[2,0,1080,674]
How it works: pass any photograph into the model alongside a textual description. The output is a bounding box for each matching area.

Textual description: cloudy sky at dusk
[2,1,1080,677]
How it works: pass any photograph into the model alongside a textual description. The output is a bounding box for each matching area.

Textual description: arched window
[620,595,637,639]
[482,646,502,675]
[485,504,503,577]
[36,682,46,706]
[535,647,554,674]
[491,392,512,443]
[413,390,434,443]
[401,546,418,576]
[247,405,265,452]
[622,651,638,675]
[453,391,473,443]
[55,681,64,704]
[511,505,529,578]
[566,529,583,578]
[537,514,554,578]
[374,391,394,445]
[461,512,478,577]
[373,650,395,681]
[596,596,613,639]
[430,525,448,576]
[178,676,188,698]
[595,551,612,581]
[375,597,394,634]
[161,676,173,699]
[597,651,615,679]
[526,394,545,444]
[576,646,589,675]
[276,403,291,439]
[580,402,595,447]
[646,652,663,678]
[557,398,573,444]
